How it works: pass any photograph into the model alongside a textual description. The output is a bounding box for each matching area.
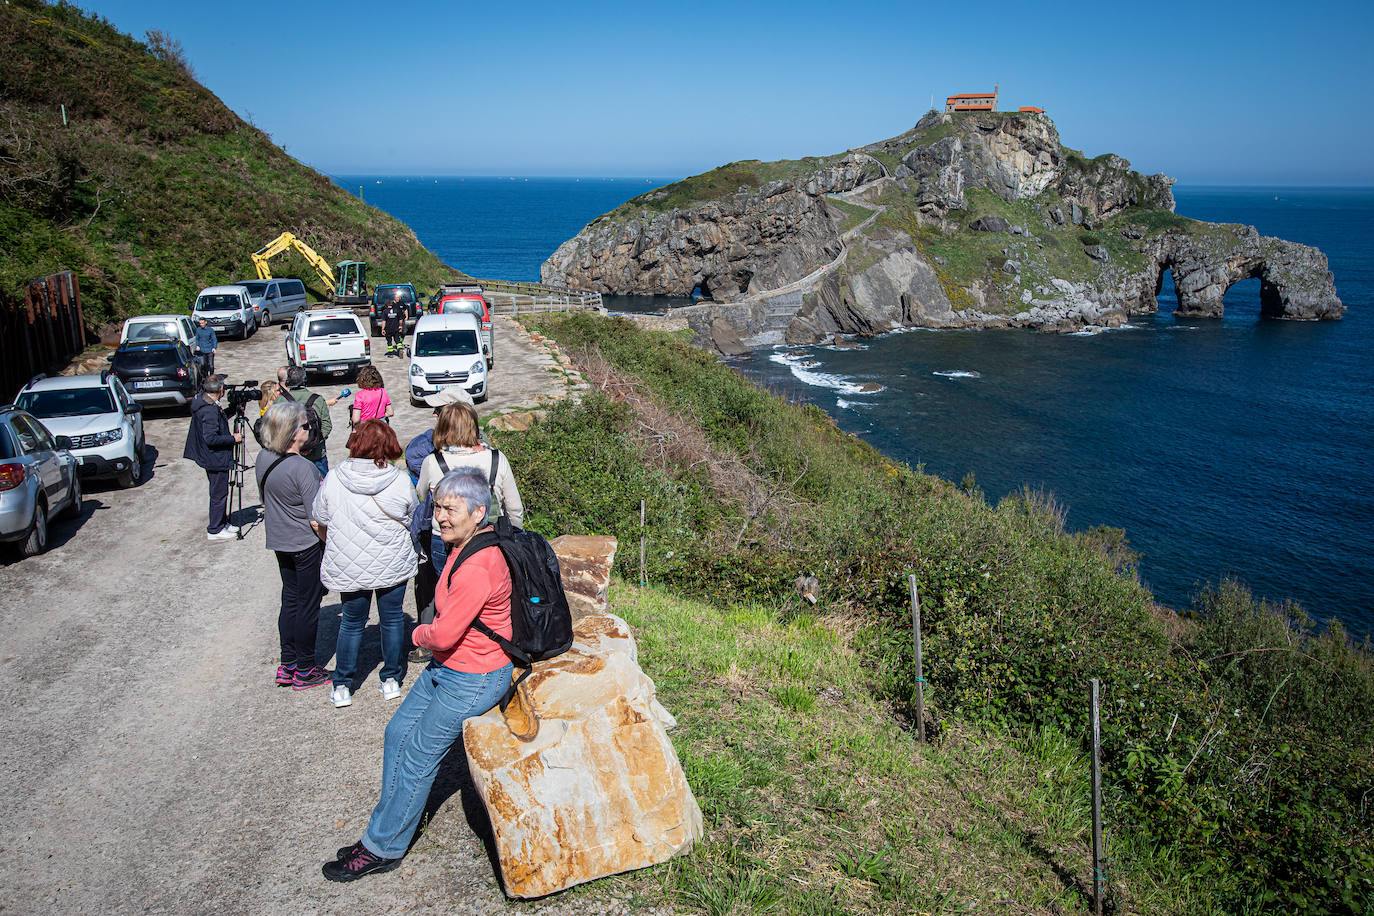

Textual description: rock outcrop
[542,110,1343,345]
[463,614,702,898]
[549,534,617,620]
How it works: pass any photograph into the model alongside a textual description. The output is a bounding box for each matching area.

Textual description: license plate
[325,364,347,371]
[133,381,161,389]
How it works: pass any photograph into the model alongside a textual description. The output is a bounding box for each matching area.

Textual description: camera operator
[183,374,243,540]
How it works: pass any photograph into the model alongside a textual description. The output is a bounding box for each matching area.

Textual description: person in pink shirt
[323,467,512,882]
[348,366,393,426]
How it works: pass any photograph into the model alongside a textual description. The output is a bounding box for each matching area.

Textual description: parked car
[120,314,196,349]
[109,340,200,412]
[14,371,146,488]
[408,313,487,405]
[368,283,422,336]
[234,278,308,327]
[285,309,371,379]
[0,405,81,557]
[434,285,493,368]
[191,285,257,339]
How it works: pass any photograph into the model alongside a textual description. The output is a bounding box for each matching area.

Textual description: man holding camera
[277,365,332,478]
[184,374,243,540]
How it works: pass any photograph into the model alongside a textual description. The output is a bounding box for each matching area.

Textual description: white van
[408,313,487,404]
[235,278,308,327]
[120,314,196,349]
[191,285,257,339]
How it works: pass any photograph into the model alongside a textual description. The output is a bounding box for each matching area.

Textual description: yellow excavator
[251,232,369,307]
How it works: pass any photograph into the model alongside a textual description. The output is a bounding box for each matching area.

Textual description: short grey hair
[285,365,307,388]
[201,374,225,395]
[277,366,290,384]
[433,468,490,522]
[262,400,308,454]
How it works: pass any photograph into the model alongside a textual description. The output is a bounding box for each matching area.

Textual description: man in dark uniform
[382,289,407,357]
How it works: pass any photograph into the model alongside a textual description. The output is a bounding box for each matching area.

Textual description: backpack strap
[435,450,450,474]
[488,448,500,487]
[441,529,532,667]
[259,452,290,491]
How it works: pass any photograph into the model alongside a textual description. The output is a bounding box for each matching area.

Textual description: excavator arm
[251,232,337,294]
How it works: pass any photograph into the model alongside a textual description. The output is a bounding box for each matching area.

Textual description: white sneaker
[330,685,352,708]
[379,678,402,701]
[207,527,237,541]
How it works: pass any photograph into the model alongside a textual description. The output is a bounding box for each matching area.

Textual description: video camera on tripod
[221,379,260,539]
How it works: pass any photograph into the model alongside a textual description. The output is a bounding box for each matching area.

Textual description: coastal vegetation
[0,0,454,326]
[496,313,1373,914]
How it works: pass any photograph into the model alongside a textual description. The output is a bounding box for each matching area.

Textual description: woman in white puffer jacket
[312,420,418,708]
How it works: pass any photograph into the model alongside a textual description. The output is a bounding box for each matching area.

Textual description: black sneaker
[322,841,401,882]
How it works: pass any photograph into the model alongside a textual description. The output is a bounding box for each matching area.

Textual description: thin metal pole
[639,499,647,587]
[909,574,926,743]
[1090,679,1105,916]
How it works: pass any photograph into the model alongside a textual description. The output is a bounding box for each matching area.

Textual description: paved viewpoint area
[0,316,607,914]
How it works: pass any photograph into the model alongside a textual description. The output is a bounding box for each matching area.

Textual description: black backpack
[281,389,325,454]
[440,515,573,711]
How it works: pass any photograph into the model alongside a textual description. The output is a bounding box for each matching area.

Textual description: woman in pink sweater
[348,366,393,425]
[323,466,512,882]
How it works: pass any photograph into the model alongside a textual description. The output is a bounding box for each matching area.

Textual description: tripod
[230,411,252,540]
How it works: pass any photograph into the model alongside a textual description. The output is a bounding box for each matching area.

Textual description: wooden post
[639,498,647,587]
[1090,679,1105,916]
[909,574,926,743]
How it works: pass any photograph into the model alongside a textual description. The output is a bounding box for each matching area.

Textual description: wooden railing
[1,271,86,403]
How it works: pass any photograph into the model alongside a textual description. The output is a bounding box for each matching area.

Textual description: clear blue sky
[89,0,1373,185]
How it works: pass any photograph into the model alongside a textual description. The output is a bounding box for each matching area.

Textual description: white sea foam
[932,370,981,379]
[770,351,884,394]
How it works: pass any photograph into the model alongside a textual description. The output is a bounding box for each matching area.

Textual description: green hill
[0,0,454,327]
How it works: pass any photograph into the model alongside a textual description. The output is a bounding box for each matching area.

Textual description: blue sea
[338,176,1374,640]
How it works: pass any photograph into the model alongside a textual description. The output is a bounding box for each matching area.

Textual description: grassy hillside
[493,314,1374,915]
[0,0,455,327]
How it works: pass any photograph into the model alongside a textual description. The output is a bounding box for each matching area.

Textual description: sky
[88,0,1374,185]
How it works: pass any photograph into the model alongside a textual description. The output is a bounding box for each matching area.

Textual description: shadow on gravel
[0,496,106,565]
[415,735,503,883]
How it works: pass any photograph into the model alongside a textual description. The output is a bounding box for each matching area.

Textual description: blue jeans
[313,455,329,478]
[429,532,449,580]
[333,581,407,687]
[362,662,512,858]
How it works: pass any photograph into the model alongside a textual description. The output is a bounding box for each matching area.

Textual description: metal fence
[465,277,602,316]
[1,271,86,403]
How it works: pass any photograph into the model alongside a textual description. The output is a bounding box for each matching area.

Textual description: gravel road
[0,315,620,915]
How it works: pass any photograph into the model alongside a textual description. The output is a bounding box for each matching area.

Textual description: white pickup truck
[285,310,372,379]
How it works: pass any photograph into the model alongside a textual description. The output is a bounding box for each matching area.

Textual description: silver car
[0,406,81,557]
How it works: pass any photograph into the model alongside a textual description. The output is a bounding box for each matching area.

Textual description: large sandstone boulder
[463,614,702,898]
[550,534,617,620]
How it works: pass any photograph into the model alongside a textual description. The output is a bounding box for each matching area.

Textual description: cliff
[542,111,1344,346]
[0,0,453,327]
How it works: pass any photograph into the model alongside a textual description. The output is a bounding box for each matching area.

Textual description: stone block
[463,614,701,898]
[551,534,616,620]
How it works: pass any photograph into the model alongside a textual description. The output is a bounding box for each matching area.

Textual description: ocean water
[339,176,1374,639]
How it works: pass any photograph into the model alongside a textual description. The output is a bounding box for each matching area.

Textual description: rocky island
[541,111,1344,349]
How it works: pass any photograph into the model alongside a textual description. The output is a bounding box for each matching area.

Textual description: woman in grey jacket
[312,420,418,708]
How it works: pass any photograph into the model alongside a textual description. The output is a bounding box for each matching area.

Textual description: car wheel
[260,311,271,327]
[116,456,140,488]
[20,500,48,558]
[59,473,82,521]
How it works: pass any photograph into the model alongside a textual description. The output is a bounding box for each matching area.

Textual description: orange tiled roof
[947,93,996,99]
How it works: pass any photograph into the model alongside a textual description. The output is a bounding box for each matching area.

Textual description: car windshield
[196,294,241,311]
[239,282,269,296]
[441,298,483,317]
[306,318,360,337]
[112,347,182,370]
[415,330,479,357]
[16,387,116,417]
[374,287,414,305]
[126,321,180,342]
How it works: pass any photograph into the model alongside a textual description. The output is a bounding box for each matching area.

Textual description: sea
[337,176,1374,640]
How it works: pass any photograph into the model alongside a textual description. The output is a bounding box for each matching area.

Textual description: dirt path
[0,315,611,915]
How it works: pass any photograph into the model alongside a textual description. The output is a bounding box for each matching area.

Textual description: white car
[120,314,196,349]
[285,309,371,379]
[14,372,146,488]
[408,313,488,405]
[192,285,257,340]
